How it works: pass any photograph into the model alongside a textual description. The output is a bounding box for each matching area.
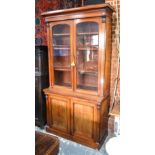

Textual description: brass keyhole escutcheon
[71,61,75,66]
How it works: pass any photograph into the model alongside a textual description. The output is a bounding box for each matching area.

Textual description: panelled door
[47,95,71,134]
[71,98,97,142]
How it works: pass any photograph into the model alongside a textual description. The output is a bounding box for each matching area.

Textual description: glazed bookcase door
[74,18,101,94]
[50,21,73,89]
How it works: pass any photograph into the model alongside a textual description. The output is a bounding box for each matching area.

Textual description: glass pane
[54,71,71,87]
[52,24,71,87]
[76,22,99,91]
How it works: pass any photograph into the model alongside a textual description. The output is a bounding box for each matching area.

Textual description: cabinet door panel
[50,21,74,89]
[49,96,70,133]
[75,19,100,92]
[72,100,96,140]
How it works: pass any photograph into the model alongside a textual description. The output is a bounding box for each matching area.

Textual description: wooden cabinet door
[73,17,103,96]
[48,20,74,91]
[48,95,70,133]
[71,99,97,141]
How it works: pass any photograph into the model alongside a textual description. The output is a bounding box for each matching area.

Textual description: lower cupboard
[45,94,109,149]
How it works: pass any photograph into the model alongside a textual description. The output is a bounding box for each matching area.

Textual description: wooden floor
[35,131,59,155]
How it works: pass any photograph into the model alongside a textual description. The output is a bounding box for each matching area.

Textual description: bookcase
[42,4,114,149]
